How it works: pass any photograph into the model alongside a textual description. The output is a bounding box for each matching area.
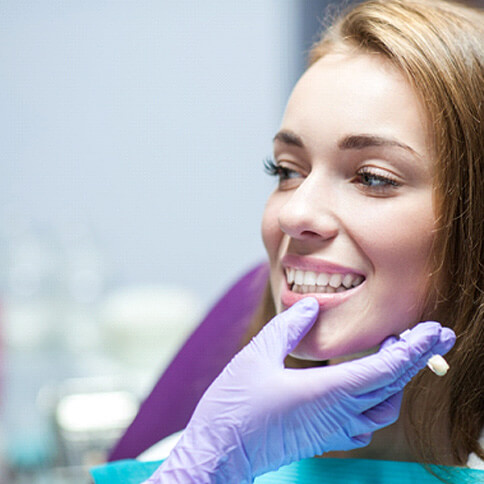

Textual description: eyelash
[263,158,401,191]
[263,158,299,181]
[355,167,400,190]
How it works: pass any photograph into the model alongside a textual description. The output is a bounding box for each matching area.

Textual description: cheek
[361,203,435,273]
[353,197,436,317]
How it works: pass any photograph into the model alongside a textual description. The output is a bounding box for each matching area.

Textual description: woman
[253,0,484,469]
[92,0,483,482]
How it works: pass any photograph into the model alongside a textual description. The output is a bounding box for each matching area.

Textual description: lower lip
[280,278,364,309]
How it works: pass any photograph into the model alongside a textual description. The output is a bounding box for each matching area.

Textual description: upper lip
[281,254,365,276]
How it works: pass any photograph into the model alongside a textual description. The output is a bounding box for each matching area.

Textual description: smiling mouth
[286,268,365,294]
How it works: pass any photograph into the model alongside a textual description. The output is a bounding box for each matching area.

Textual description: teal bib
[91,458,484,483]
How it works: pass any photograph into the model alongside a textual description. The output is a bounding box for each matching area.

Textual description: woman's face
[262,52,436,361]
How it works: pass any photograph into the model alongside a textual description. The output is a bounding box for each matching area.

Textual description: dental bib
[91,457,484,483]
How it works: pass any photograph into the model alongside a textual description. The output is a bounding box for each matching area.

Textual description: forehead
[280,52,431,158]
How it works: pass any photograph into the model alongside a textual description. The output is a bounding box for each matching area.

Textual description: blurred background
[2,0,481,482]
[0,1,330,482]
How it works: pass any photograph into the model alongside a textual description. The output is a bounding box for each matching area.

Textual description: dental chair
[108,262,269,461]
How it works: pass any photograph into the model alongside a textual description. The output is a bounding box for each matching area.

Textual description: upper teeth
[286,269,364,290]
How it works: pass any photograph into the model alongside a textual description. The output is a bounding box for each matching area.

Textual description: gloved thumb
[251,297,320,363]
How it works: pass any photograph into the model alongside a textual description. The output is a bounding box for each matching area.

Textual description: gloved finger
[379,335,399,350]
[251,297,319,363]
[392,321,455,363]
[324,431,373,453]
[400,323,455,359]
[347,391,403,437]
[338,322,455,396]
[356,335,452,398]
[347,432,372,449]
[361,390,403,427]
[349,379,404,413]
[348,335,444,411]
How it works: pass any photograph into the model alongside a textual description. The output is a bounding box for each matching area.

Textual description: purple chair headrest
[109,262,269,461]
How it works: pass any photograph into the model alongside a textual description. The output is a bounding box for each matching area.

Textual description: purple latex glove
[144,297,455,484]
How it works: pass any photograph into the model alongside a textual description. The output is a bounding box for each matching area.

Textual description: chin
[289,335,343,362]
[289,325,379,363]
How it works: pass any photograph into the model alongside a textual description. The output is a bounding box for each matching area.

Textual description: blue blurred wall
[0,1,302,308]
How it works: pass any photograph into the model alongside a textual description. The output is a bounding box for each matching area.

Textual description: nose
[278,175,339,242]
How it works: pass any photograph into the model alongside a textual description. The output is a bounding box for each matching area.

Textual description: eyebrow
[272,130,304,148]
[273,130,421,159]
[338,134,421,158]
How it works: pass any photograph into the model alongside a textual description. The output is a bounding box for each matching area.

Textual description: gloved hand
[144,297,455,484]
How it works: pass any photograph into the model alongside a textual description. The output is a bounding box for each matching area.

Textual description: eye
[354,167,401,193]
[263,158,302,185]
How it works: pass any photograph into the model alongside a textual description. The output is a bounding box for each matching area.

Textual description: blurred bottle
[3,217,62,349]
[57,219,105,356]
[0,215,62,474]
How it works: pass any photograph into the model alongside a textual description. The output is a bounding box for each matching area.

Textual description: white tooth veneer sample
[427,354,449,376]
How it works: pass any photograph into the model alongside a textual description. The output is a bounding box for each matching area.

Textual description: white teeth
[342,274,354,288]
[294,270,304,285]
[329,273,343,288]
[287,268,365,294]
[352,275,364,287]
[291,284,354,294]
[303,271,317,286]
[316,273,329,286]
